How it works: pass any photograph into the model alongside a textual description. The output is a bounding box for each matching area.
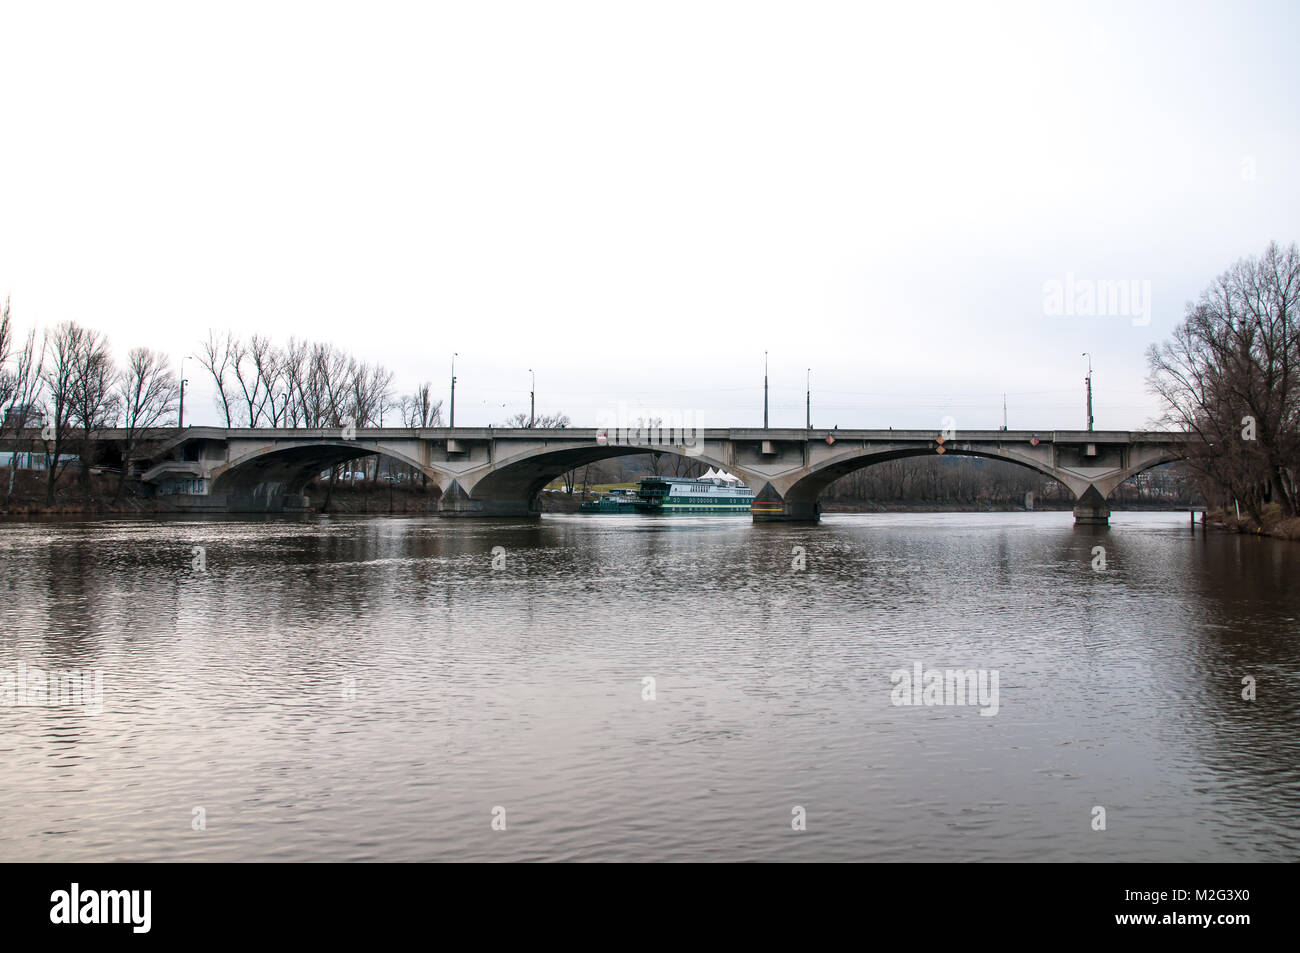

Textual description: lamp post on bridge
[178,355,193,429]
[806,368,811,430]
[529,368,535,428]
[1082,352,1094,432]
[450,352,458,428]
[763,351,769,429]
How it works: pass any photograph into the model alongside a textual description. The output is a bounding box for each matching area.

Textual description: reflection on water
[0,511,1297,861]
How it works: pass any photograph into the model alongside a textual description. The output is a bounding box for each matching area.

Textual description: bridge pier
[1072,486,1111,526]
[436,480,541,518]
[751,502,820,522]
[437,499,540,518]
[751,489,820,523]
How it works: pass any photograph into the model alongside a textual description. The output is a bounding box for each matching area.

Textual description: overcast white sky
[1,0,1296,430]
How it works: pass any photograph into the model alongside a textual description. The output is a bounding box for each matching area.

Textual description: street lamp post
[529,368,535,428]
[450,353,458,428]
[806,368,811,430]
[1082,352,1094,432]
[179,356,190,429]
[763,351,769,429]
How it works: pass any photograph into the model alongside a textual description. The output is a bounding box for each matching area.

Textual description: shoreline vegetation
[1205,505,1300,541]
[1144,242,1300,534]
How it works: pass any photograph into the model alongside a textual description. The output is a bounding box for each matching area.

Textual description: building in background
[3,404,45,429]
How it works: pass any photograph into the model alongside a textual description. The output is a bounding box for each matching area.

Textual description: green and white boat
[579,472,755,514]
[633,472,754,514]
[577,488,641,513]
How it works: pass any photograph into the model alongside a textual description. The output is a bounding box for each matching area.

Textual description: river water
[0,511,1296,862]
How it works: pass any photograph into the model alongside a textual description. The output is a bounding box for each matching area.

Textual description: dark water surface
[1,511,1297,861]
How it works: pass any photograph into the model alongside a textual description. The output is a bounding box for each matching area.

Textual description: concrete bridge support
[1071,486,1112,526]
[749,481,821,522]
[437,479,541,518]
[751,498,821,522]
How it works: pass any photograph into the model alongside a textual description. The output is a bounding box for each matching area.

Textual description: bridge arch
[779,445,1070,507]
[440,442,749,516]
[208,441,441,498]
[760,443,1187,523]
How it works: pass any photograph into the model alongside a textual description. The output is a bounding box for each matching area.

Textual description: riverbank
[0,470,157,516]
[0,469,445,516]
[823,500,1196,513]
[305,480,438,513]
[1206,504,1300,541]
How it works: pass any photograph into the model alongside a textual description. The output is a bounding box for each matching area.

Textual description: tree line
[0,307,179,505]
[1147,241,1300,526]
[0,313,455,505]
[195,330,442,429]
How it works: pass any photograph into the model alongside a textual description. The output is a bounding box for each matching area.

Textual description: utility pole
[763,351,769,428]
[529,368,535,428]
[806,368,811,430]
[1082,352,1094,432]
[178,356,188,429]
[450,352,458,428]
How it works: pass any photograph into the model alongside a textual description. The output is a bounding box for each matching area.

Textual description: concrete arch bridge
[134,426,1189,525]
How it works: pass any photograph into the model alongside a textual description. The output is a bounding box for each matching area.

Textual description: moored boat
[633,473,754,513]
[577,488,641,513]
[578,474,755,514]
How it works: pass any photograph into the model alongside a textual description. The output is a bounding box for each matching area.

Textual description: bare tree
[279,337,309,427]
[197,329,236,427]
[304,343,353,509]
[41,322,86,505]
[399,383,443,427]
[258,341,290,426]
[115,348,179,500]
[502,411,569,428]
[667,454,705,477]
[0,297,13,412]
[396,383,443,485]
[347,361,394,429]
[1147,241,1300,522]
[0,299,30,501]
[1,313,46,504]
[231,333,280,426]
[338,361,394,483]
[70,328,118,491]
[310,342,351,428]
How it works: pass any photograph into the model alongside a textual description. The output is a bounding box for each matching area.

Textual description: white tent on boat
[700,467,741,484]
